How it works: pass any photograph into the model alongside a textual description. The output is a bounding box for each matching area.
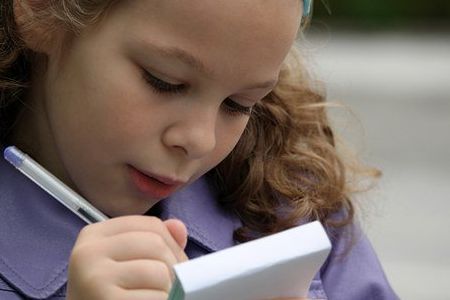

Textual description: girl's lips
[128,166,183,199]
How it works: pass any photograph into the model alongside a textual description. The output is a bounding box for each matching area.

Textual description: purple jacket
[0,155,398,299]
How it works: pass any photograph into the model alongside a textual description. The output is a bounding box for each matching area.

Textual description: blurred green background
[313,0,450,29]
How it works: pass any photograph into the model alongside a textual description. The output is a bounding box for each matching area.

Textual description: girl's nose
[162,108,217,159]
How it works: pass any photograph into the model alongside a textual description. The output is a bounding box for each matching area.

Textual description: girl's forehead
[107,0,302,86]
[119,0,302,23]
[119,0,302,42]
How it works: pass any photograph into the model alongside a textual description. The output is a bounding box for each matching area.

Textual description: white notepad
[168,221,331,300]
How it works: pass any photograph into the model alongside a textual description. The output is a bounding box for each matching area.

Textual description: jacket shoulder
[320,220,399,300]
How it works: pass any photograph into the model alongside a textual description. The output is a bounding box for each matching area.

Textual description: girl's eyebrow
[140,40,278,90]
[140,40,214,76]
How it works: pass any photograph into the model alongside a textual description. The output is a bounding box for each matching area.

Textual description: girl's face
[22,0,301,216]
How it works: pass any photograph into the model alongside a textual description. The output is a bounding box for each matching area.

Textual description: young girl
[0,0,398,299]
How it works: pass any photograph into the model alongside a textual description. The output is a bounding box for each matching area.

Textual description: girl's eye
[222,98,253,116]
[143,70,185,94]
[142,69,252,117]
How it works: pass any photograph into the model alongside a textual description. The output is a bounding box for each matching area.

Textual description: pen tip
[4,146,24,168]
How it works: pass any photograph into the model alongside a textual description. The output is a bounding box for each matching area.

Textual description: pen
[3,146,108,224]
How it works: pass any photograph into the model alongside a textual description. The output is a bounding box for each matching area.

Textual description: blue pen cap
[4,146,25,168]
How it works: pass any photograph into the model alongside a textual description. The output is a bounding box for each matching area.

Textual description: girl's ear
[13,0,60,54]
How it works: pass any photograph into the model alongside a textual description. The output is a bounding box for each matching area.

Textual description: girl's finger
[97,231,178,266]
[164,219,188,250]
[114,260,172,291]
[78,215,187,262]
[112,287,169,300]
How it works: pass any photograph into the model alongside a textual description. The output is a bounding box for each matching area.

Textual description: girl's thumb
[164,219,188,250]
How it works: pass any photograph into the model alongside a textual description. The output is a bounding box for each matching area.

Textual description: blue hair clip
[303,0,312,17]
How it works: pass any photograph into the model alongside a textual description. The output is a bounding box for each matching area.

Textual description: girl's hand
[66,216,188,300]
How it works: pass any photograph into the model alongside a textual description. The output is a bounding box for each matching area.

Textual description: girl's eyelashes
[142,69,253,116]
[222,98,253,116]
[143,70,185,94]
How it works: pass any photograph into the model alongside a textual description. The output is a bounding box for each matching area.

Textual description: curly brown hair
[0,0,377,243]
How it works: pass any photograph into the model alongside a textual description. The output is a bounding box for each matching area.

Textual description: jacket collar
[154,176,242,252]
[0,154,240,298]
[0,153,85,299]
